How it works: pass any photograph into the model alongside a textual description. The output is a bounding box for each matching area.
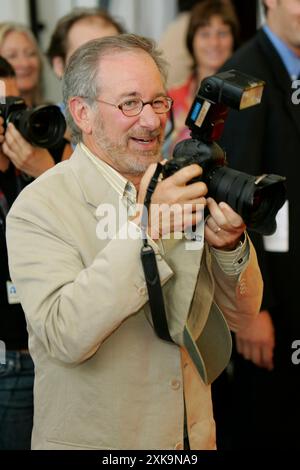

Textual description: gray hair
[62,33,169,143]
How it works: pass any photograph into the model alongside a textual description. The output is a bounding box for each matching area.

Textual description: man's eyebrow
[117,91,139,99]
[117,91,168,100]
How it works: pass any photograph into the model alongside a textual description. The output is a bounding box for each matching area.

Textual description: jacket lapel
[69,145,123,213]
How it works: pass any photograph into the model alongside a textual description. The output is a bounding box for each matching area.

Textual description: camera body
[0,96,27,121]
[162,70,286,235]
[0,96,66,148]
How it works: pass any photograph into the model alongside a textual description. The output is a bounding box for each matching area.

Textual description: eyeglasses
[94,96,173,117]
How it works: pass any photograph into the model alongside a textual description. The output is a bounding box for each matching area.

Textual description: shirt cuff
[210,232,250,275]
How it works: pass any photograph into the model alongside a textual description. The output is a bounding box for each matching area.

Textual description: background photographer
[0,22,43,108]
[0,22,72,176]
[0,56,36,450]
[46,8,124,146]
[0,48,70,448]
[218,0,300,449]
[6,34,262,450]
[46,8,125,81]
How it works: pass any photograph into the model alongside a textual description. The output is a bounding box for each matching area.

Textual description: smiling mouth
[131,137,157,144]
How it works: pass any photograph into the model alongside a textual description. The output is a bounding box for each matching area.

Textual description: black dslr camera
[0,96,66,148]
[162,70,286,235]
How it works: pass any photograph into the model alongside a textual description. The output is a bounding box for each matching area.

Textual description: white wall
[0,0,29,23]
[38,0,73,104]
[109,0,177,41]
[257,0,266,27]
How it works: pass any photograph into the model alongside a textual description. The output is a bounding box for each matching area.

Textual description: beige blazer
[6,145,263,450]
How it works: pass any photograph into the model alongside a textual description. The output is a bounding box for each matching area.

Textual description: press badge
[263,200,289,252]
[6,281,20,304]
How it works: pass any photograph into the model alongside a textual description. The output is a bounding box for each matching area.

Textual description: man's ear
[68,97,93,135]
[52,56,65,79]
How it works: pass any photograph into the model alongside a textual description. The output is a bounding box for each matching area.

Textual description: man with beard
[6,34,262,450]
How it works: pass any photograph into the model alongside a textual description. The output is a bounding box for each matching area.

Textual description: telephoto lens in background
[0,96,66,148]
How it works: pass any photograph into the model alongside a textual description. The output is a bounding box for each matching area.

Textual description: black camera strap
[140,163,174,344]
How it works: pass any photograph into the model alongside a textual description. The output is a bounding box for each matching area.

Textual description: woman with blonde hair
[0,23,72,177]
[0,22,43,106]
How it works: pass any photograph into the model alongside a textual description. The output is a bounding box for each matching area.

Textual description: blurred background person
[0,22,72,175]
[165,0,239,158]
[0,47,69,448]
[159,0,243,89]
[46,8,124,145]
[0,22,43,107]
[0,56,36,449]
[159,0,201,88]
[47,8,125,81]
[218,0,300,449]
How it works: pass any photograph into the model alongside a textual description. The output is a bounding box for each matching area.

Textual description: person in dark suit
[215,0,300,449]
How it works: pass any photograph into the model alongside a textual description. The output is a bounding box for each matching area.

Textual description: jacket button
[171,379,181,390]
[138,286,147,296]
[174,442,183,450]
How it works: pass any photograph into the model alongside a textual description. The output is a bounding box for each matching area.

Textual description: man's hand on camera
[205,197,246,250]
[2,122,55,178]
[137,162,207,239]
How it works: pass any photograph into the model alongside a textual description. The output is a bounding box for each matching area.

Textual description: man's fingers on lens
[218,201,244,228]
[207,198,245,231]
[184,180,208,200]
[171,163,203,185]
[206,197,228,228]
[183,198,206,212]
[206,215,222,234]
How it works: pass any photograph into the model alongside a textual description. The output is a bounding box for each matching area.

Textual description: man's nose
[138,103,161,129]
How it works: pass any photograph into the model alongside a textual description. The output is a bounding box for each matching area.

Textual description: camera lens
[9,105,66,148]
[207,166,286,235]
[164,139,286,235]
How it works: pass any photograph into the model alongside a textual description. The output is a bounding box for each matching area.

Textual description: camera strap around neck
[140,163,174,344]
